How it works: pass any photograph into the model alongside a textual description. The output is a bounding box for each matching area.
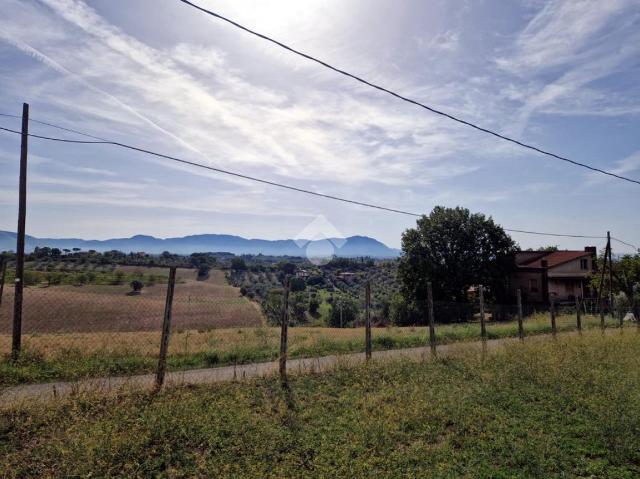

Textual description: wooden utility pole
[155,266,177,390]
[479,285,486,341]
[516,289,524,341]
[12,103,29,361]
[279,276,290,386]
[607,231,614,319]
[596,237,610,330]
[365,280,372,360]
[427,282,436,355]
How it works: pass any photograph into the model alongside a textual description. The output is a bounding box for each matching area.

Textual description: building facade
[510,247,597,303]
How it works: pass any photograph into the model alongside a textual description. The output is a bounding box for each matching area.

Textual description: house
[296,269,311,279]
[510,247,597,303]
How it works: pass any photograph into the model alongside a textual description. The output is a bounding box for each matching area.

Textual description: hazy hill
[0,231,400,258]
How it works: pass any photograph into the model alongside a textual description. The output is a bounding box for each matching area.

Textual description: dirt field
[0,268,263,335]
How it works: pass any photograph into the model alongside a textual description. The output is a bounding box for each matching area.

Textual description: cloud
[495,0,640,131]
[584,150,640,186]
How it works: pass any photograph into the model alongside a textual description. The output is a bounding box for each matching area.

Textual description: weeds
[2,331,640,477]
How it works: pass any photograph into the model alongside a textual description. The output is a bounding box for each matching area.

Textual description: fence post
[155,266,177,390]
[0,257,7,308]
[479,285,487,341]
[516,289,524,341]
[427,281,436,355]
[365,280,372,360]
[600,298,605,330]
[550,298,557,337]
[12,103,29,361]
[576,297,582,333]
[279,276,291,386]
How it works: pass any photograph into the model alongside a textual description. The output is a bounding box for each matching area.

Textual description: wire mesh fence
[1,265,637,390]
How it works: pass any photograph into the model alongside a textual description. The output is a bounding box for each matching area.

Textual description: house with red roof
[510,247,597,303]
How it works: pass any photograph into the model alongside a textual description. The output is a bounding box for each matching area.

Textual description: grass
[0,312,626,387]
[2,330,640,477]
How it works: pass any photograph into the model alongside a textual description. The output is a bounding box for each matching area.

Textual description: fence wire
[1,265,637,389]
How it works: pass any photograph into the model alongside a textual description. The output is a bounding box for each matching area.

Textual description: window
[580,258,588,270]
[529,278,538,293]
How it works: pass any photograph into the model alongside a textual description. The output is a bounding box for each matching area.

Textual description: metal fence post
[155,266,177,390]
[427,281,436,355]
[550,298,557,337]
[279,276,290,386]
[365,280,372,360]
[479,285,487,341]
[516,289,524,341]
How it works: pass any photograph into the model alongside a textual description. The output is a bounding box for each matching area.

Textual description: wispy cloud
[496,0,640,132]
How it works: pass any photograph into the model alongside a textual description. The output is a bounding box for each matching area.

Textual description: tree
[289,276,306,292]
[309,296,320,315]
[231,258,247,271]
[329,295,359,327]
[289,292,308,325]
[113,270,126,285]
[398,206,517,304]
[388,293,420,326]
[591,253,640,317]
[278,262,297,275]
[263,289,284,325]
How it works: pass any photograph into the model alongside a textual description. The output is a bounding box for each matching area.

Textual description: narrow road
[0,330,608,404]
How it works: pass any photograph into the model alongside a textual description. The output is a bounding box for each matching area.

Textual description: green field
[2,330,640,477]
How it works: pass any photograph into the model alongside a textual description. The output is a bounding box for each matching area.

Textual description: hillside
[0,231,400,258]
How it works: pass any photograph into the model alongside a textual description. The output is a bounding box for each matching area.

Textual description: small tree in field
[130,280,144,293]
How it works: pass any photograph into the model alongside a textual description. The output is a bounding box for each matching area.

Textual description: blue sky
[0,0,638,252]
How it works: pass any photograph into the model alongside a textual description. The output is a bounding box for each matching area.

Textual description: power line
[0,112,109,142]
[1,122,637,251]
[176,0,640,187]
[0,125,420,215]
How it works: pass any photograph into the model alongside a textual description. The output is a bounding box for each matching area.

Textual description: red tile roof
[519,251,592,268]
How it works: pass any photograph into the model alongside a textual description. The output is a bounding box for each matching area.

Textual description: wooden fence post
[600,299,606,330]
[479,285,487,341]
[516,289,524,341]
[576,297,582,333]
[427,281,436,355]
[279,276,291,386]
[550,298,557,337]
[365,280,372,360]
[155,266,177,390]
[12,103,29,361]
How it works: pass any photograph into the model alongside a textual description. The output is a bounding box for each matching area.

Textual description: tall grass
[2,330,640,477]
[0,312,628,386]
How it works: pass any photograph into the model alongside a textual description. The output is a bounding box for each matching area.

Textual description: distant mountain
[0,231,400,258]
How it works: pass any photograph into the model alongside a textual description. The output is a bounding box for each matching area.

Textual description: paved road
[0,330,605,404]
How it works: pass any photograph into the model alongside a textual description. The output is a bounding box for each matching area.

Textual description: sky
[0,0,639,252]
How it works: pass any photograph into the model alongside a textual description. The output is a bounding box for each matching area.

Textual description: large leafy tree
[591,253,640,301]
[398,206,517,304]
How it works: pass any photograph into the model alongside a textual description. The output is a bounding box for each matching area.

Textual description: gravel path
[0,331,593,404]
